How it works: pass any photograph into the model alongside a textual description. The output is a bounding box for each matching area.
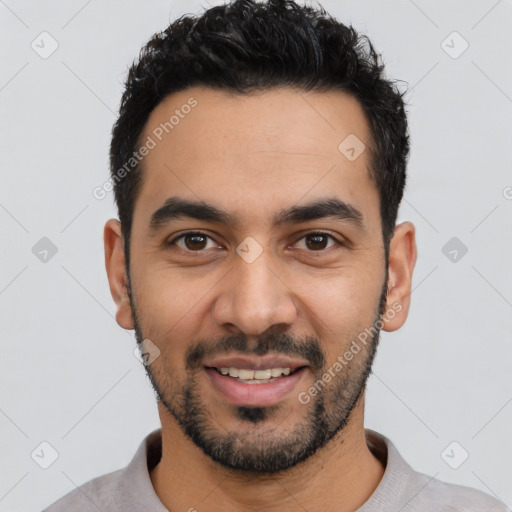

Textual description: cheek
[304,265,382,316]
[296,269,383,353]
[132,268,215,350]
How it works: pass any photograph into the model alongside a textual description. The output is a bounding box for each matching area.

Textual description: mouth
[203,365,309,407]
[207,365,305,383]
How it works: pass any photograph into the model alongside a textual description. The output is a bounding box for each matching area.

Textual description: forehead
[133,86,378,232]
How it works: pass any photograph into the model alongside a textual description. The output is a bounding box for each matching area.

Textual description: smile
[204,366,308,407]
[214,366,295,383]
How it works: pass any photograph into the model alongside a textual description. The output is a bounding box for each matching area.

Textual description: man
[44,0,509,510]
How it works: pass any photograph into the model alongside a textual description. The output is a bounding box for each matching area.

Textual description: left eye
[168,231,340,252]
[293,232,339,251]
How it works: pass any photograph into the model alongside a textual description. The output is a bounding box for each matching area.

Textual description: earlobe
[381,221,417,332]
[104,219,134,330]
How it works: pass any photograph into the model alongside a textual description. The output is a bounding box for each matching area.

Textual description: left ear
[381,221,417,332]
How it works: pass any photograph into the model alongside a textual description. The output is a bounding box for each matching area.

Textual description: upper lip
[203,354,309,372]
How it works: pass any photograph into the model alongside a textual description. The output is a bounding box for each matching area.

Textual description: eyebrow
[149,195,365,232]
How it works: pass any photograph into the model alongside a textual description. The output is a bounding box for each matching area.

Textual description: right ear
[104,219,134,330]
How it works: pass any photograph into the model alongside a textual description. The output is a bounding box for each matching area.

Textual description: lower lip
[204,367,307,407]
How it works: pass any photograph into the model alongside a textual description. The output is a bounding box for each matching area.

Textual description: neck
[150,394,384,512]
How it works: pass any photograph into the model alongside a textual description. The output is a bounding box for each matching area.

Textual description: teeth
[254,369,272,380]
[217,367,293,380]
[238,369,254,379]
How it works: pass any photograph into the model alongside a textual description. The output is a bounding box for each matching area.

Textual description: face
[106,86,414,474]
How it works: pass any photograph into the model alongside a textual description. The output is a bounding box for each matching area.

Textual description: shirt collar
[115,428,168,511]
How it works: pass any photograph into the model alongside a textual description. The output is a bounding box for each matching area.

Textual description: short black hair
[109,0,410,268]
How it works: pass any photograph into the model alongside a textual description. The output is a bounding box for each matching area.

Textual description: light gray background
[1,1,511,511]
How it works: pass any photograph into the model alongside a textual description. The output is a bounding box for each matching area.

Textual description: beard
[127,273,388,475]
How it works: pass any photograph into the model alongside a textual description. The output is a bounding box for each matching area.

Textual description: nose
[212,249,298,336]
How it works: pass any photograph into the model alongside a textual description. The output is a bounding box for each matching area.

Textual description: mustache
[186,332,326,371]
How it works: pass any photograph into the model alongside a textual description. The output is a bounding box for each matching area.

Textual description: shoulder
[42,468,123,512]
[41,428,164,512]
[407,472,510,511]
[364,429,510,512]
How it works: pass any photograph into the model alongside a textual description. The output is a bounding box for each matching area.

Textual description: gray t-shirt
[42,428,509,511]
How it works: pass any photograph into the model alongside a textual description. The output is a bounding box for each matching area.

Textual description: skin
[104,86,417,512]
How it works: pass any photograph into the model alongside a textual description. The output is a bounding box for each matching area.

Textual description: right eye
[166,231,221,253]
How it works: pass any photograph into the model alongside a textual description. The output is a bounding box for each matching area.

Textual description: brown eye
[306,233,329,250]
[182,233,208,250]
[168,231,216,252]
[294,232,340,252]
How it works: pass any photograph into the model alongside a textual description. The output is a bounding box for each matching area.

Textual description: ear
[381,221,417,332]
[104,219,134,330]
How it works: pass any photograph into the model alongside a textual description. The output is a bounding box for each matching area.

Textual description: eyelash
[166,230,344,255]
